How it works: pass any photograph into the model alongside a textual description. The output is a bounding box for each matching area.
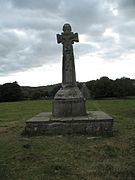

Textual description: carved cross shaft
[57,32,79,46]
[56,24,79,88]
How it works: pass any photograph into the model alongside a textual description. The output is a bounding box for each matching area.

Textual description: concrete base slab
[25,111,113,135]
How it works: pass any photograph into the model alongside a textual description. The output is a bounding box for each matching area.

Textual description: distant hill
[1,77,135,102]
[21,77,135,100]
[21,83,62,99]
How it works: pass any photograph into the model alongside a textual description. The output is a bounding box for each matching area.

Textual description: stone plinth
[25,111,113,135]
[53,86,86,117]
[52,98,86,117]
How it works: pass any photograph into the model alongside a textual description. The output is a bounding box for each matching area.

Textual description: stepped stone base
[25,111,113,135]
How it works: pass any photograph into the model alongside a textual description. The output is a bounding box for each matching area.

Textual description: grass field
[0,99,135,180]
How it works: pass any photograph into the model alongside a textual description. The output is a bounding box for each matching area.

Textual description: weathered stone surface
[52,98,86,117]
[57,23,78,87]
[53,86,86,117]
[53,24,86,117]
[25,111,113,135]
[81,83,91,100]
[54,86,84,99]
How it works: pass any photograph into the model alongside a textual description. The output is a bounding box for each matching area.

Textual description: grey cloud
[11,0,62,10]
[75,43,97,59]
[0,0,135,75]
[0,6,62,31]
[118,0,135,15]
[60,0,114,33]
[120,0,135,8]
[0,29,60,75]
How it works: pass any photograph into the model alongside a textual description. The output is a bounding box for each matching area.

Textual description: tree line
[0,77,135,102]
[86,77,135,98]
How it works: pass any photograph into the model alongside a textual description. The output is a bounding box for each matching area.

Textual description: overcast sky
[0,0,135,86]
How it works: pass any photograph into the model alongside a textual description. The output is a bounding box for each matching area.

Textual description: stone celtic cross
[57,23,79,88]
[25,24,113,135]
[53,24,86,117]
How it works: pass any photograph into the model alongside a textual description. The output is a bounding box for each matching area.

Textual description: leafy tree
[31,91,41,100]
[114,77,134,97]
[86,80,96,97]
[86,80,95,91]
[31,90,49,100]
[0,85,2,102]
[49,84,61,97]
[77,82,83,89]
[92,77,114,98]
[0,81,23,102]
[40,91,49,98]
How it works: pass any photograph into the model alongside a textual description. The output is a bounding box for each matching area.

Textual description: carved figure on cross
[56,24,79,88]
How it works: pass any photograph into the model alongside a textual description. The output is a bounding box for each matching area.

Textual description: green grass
[0,99,135,180]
